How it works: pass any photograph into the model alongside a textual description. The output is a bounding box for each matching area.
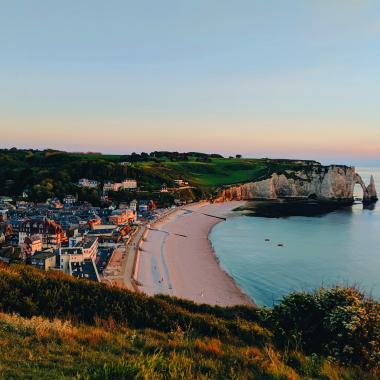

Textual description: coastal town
[0,176,185,290]
[1,1,379,376]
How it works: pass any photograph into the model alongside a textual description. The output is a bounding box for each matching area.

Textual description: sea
[210,167,380,306]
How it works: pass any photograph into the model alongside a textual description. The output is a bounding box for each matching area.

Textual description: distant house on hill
[173,179,186,186]
[103,182,120,193]
[121,179,137,189]
[103,179,137,193]
[78,179,99,188]
[63,195,77,206]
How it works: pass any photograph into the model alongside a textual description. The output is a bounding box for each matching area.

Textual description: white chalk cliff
[217,165,378,203]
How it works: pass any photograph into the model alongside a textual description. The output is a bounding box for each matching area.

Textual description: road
[101,225,146,291]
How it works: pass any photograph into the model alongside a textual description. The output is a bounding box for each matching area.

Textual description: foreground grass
[0,264,378,379]
[0,312,373,380]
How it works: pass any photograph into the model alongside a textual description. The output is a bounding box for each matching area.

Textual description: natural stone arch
[354,173,378,203]
[354,173,368,199]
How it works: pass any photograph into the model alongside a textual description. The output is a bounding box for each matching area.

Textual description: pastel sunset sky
[1,1,379,164]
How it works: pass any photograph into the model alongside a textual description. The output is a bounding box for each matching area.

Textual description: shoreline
[137,201,254,307]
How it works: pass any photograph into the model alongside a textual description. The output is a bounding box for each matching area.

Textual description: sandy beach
[137,201,254,306]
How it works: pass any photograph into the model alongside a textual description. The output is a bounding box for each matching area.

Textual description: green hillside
[0,148,321,202]
[0,264,378,379]
[136,158,269,187]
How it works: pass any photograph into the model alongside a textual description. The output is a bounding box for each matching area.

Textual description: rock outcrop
[216,165,377,204]
[364,175,378,203]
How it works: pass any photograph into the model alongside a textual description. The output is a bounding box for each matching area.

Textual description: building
[121,179,137,189]
[138,201,148,213]
[30,250,57,271]
[109,209,136,225]
[87,224,117,239]
[87,213,101,228]
[174,179,188,186]
[78,178,99,188]
[50,198,63,209]
[129,199,138,211]
[59,237,98,274]
[82,236,98,258]
[103,182,121,193]
[0,209,8,222]
[19,218,67,249]
[63,195,77,205]
[69,231,82,247]
[9,219,23,236]
[103,179,137,193]
[70,259,100,282]
[23,235,43,258]
[59,246,85,273]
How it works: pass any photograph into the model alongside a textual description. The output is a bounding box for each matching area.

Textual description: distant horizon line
[2,145,380,167]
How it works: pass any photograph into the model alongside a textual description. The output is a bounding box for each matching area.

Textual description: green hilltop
[0,148,320,203]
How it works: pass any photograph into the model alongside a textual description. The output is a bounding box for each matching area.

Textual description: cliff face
[216,165,377,203]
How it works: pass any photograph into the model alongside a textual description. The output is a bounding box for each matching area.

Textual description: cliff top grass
[0,263,378,379]
[0,148,322,202]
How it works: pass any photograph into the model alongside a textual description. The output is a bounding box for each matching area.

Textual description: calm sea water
[210,168,380,306]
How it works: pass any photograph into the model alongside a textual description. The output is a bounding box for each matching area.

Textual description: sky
[1,0,380,165]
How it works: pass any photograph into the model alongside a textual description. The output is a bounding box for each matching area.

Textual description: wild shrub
[270,287,380,368]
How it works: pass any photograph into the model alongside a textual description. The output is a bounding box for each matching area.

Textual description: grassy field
[160,159,268,186]
[133,157,321,189]
[0,311,371,380]
[0,264,378,379]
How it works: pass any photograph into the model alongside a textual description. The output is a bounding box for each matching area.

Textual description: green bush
[270,287,380,368]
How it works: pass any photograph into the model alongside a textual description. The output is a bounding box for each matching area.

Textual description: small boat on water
[265,238,270,242]
[277,243,284,247]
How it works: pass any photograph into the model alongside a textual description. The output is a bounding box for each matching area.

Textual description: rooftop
[82,237,98,249]
[70,259,99,282]
[32,251,56,260]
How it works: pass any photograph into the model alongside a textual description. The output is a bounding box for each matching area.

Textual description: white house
[103,182,121,193]
[121,179,137,189]
[129,199,138,211]
[103,179,137,193]
[59,237,98,274]
[63,195,77,205]
[78,179,99,188]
